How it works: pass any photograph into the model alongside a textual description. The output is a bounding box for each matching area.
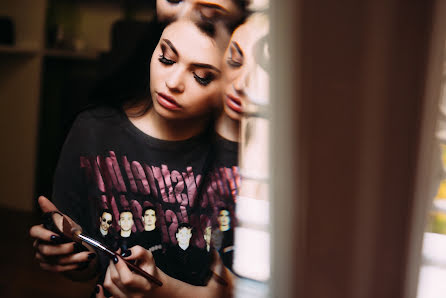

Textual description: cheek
[189,87,220,110]
[224,68,241,86]
[149,59,161,91]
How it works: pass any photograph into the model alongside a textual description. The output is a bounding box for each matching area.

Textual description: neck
[220,225,230,232]
[179,242,189,250]
[121,230,131,237]
[129,108,210,141]
[145,226,155,231]
[100,228,108,236]
[215,112,239,142]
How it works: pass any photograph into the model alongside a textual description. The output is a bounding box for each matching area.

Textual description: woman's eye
[199,7,220,20]
[227,57,242,68]
[166,0,183,4]
[159,55,175,65]
[193,72,214,86]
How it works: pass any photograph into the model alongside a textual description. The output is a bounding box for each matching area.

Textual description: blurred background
[2,0,446,298]
[0,0,158,296]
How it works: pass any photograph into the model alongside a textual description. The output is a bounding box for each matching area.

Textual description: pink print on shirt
[80,150,239,248]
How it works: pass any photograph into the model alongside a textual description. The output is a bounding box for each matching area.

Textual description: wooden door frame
[269,1,446,297]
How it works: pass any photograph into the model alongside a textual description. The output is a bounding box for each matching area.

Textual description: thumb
[38,196,58,213]
[95,284,106,298]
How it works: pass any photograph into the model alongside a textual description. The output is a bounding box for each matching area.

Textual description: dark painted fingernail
[73,242,85,253]
[113,255,119,264]
[95,285,100,294]
[88,253,96,260]
[50,235,61,243]
[121,249,131,257]
[76,261,89,271]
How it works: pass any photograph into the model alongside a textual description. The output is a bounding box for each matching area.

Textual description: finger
[33,239,40,250]
[208,250,234,288]
[210,248,221,272]
[56,251,97,265]
[104,260,126,298]
[36,241,76,257]
[35,251,52,263]
[29,224,62,242]
[114,255,152,292]
[95,284,106,298]
[38,196,58,213]
[39,261,80,272]
[109,259,124,289]
[124,246,154,265]
[121,246,160,286]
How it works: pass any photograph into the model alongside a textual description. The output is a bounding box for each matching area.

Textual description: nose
[233,70,249,95]
[165,68,185,93]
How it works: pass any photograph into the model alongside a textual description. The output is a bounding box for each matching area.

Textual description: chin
[224,105,242,122]
[152,103,182,120]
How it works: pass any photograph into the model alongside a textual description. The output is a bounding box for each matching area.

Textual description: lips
[156,92,182,111]
[226,94,242,113]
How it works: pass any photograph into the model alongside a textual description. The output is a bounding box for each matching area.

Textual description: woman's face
[156,0,243,26]
[150,20,224,121]
[222,15,269,121]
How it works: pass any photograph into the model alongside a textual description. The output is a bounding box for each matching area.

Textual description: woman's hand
[29,196,98,279]
[100,246,160,298]
[98,246,236,298]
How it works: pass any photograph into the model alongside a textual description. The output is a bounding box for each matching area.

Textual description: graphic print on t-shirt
[51,109,239,286]
[79,150,239,250]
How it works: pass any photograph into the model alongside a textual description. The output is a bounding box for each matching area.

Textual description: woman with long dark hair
[30,19,235,297]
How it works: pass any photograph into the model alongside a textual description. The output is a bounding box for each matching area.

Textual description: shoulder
[69,106,126,133]
[75,106,123,125]
[61,106,127,148]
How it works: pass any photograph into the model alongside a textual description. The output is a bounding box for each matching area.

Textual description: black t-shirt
[52,107,221,285]
[117,233,139,252]
[204,134,239,270]
[160,244,213,286]
[95,231,117,251]
[137,229,163,254]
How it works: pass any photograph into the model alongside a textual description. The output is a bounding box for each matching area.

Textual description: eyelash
[166,0,182,4]
[159,54,175,65]
[193,72,214,86]
[159,52,214,86]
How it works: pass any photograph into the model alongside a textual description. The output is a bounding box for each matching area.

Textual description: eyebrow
[163,39,220,73]
[198,2,227,13]
[192,63,221,73]
[232,42,243,57]
[162,39,178,56]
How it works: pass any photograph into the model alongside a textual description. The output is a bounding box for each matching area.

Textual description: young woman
[30,19,234,297]
[209,12,270,271]
[218,12,270,138]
